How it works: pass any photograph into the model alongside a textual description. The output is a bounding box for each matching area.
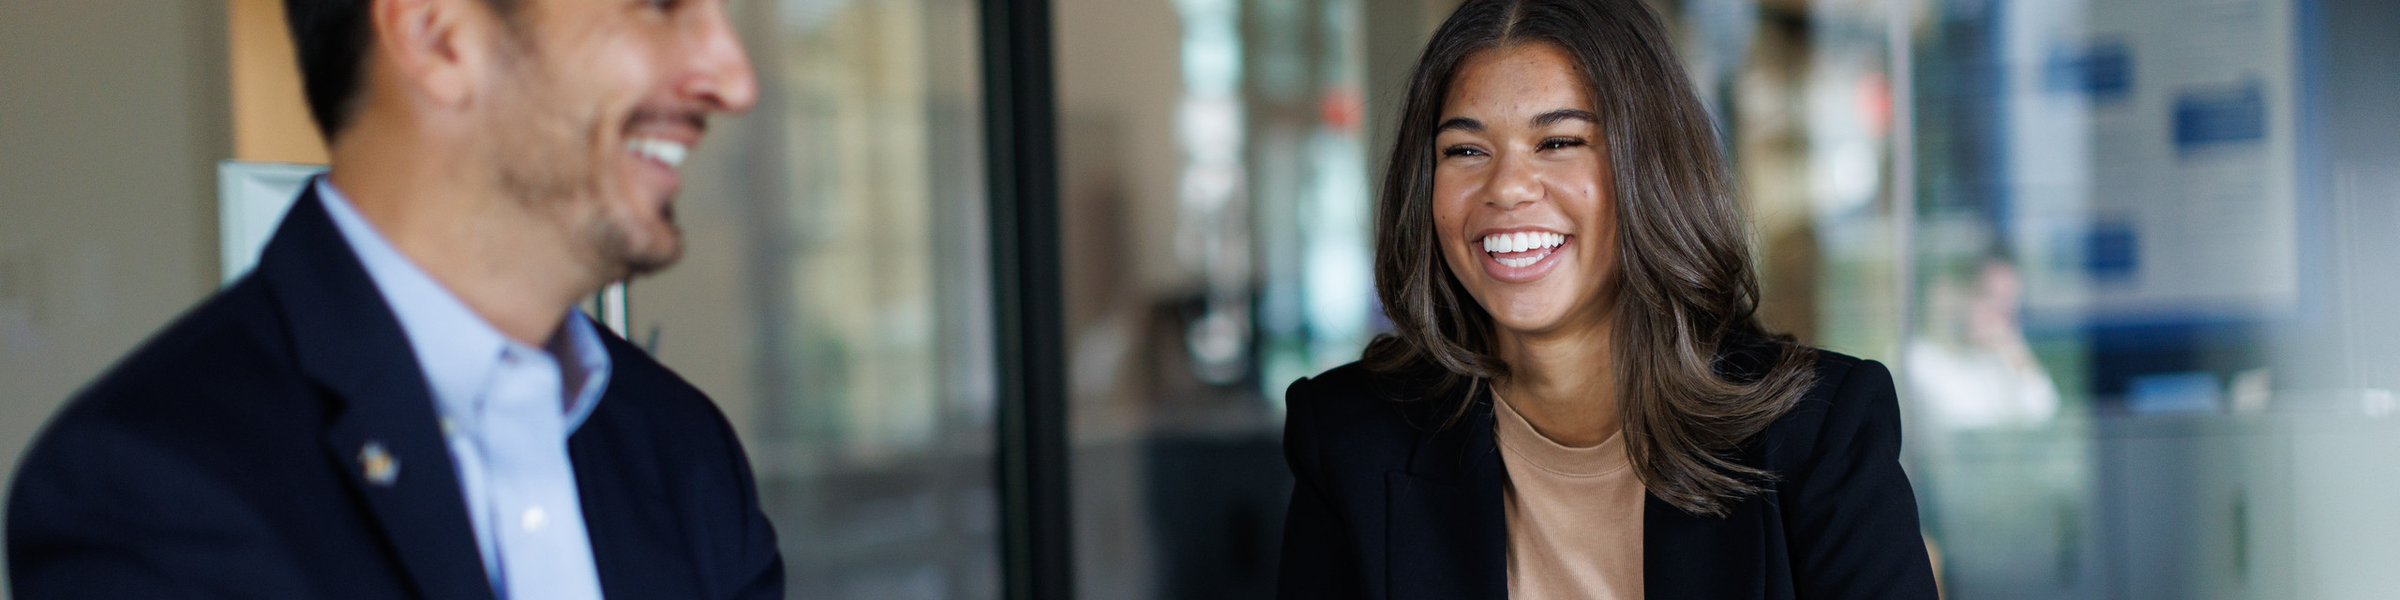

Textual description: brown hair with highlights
[1364,0,1816,517]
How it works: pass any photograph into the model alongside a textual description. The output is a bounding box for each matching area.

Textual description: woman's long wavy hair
[1363,0,1817,518]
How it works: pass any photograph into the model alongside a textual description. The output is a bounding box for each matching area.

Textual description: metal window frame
[979,0,1074,598]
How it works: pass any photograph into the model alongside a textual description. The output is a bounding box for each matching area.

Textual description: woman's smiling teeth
[1481,231,1566,268]
[627,138,690,169]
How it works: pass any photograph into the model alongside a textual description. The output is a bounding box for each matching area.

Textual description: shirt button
[521,506,548,533]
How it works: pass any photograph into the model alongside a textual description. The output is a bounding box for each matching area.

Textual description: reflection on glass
[634,0,997,598]
[1056,0,1378,597]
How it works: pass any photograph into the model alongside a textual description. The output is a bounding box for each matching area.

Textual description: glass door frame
[978,0,1074,598]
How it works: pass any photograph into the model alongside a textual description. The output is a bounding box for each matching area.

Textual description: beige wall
[229,0,328,164]
[0,1,232,595]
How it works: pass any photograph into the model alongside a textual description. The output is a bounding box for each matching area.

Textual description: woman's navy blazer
[1275,340,1940,599]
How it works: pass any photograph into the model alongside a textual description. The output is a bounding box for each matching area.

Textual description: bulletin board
[2005,0,2302,323]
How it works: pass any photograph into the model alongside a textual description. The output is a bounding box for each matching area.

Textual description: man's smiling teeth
[1481,231,1565,267]
[627,138,690,169]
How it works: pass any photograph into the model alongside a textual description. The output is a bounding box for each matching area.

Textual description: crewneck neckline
[1493,393,1632,478]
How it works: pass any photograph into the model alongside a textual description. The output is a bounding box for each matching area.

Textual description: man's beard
[485,44,683,281]
[594,208,681,279]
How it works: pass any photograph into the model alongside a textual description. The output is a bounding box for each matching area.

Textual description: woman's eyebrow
[1437,117,1484,133]
[1531,108,1600,127]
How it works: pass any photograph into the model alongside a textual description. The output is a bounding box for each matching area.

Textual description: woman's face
[1432,42,1618,340]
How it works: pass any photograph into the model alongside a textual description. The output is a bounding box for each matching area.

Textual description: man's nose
[683,5,758,114]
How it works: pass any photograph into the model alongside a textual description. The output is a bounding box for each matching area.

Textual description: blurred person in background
[1273,0,1937,598]
[1906,256,2060,431]
[4,0,777,598]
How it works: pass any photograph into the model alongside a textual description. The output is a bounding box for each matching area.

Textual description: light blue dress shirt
[317,180,610,600]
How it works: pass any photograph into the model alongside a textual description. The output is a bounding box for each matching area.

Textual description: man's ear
[369,0,488,110]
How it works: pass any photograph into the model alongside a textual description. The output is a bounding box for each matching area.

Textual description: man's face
[473,0,756,279]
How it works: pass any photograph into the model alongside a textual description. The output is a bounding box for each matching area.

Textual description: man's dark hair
[284,0,375,138]
[283,0,518,138]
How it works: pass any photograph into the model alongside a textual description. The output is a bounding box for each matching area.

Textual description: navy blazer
[6,187,783,599]
[1276,342,1937,599]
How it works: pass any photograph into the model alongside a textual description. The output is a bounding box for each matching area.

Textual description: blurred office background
[5,0,2400,598]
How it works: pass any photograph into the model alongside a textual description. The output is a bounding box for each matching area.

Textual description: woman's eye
[646,0,685,11]
[1539,137,1587,151]
[1441,145,1485,158]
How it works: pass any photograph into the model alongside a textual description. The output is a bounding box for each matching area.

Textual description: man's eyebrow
[1436,117,1484,133]
[1532,109,1601,127]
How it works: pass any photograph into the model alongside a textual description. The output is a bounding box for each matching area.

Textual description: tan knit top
[1495,395,1647,600]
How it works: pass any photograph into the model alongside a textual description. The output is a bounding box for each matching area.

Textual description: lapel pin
[359,441,400,487]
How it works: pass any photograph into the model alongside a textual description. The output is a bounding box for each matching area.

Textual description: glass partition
[1050,0,1409,596]
[1688,0,2400,597]
[630,0,999,598]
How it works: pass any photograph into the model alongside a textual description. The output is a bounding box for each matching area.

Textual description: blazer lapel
[1386,396,1508,600]
[256,187,498,600]
[570,334,700,599]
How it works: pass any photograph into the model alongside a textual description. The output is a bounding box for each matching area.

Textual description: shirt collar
[314,178,610,432]
[551,302,611,432]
